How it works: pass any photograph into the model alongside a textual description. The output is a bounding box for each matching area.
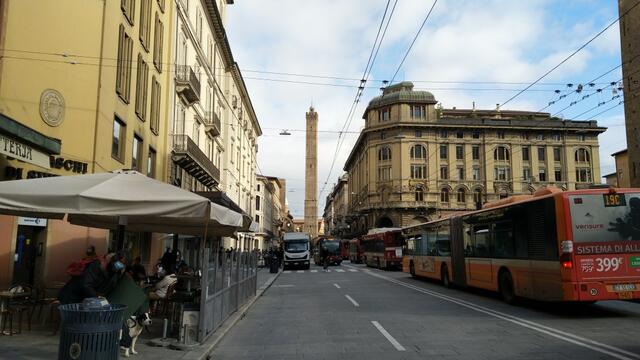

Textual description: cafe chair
[155,282,177,316]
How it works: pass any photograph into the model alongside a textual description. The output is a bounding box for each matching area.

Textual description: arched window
[575,148,591,163]
[378,146,391,161]
[473,188,483,205]
[410,144,426,159]
[415,188,424,201]
[494,146,509,161]
[457,188,466,203]
[440,188,450,203]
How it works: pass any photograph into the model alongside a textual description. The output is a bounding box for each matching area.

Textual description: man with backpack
[58,247,124,304]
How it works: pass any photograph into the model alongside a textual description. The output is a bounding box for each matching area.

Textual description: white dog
[121,313,152,357]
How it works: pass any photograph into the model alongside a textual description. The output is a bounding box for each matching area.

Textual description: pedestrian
[58,252,125,304]
[320,244,329,272]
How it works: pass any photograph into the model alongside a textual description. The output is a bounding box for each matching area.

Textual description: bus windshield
[569,193,640,242]
[285,241,308,252]
[322,241,340,252]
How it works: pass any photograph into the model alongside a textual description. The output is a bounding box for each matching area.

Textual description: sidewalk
[0,267,280,360]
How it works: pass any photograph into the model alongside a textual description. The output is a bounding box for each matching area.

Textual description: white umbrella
[0,170,244,236]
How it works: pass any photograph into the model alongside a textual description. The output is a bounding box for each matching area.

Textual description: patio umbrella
[0,170,244,236]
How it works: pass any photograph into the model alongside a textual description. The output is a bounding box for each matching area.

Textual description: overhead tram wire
[501,0,640,108]
[388,0,438,85]
[319,0,399,196]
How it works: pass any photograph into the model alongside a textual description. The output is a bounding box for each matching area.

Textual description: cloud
[227,0,624,218]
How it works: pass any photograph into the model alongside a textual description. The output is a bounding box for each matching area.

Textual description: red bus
[339,239,350,260]
[362,228,403,270]
[348,239,363,263]
[403,187,640,303]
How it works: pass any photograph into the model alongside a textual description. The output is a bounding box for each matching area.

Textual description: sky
[226,0,625,219]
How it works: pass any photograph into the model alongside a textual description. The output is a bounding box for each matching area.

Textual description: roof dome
[366,82,437,113]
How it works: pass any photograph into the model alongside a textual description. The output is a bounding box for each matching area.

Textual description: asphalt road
[210,262,640,360]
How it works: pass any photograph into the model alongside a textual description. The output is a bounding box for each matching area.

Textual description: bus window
[405,236,415,255]
[426,226,437,255]
[513,206,528,258]
[526,198,558,260]
[473,225,491,257]
[463,223,473,256]
[493,221,514,258]
[436,224,451,256]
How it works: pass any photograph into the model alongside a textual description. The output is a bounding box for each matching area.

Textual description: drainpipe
[91,0,107,173]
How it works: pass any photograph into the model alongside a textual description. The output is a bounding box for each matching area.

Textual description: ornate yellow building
[338,82,605,237]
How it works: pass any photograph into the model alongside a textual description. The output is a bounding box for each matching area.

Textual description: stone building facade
[338,82,605,237]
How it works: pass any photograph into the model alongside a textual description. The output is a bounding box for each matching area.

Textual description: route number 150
[596,257,623,272]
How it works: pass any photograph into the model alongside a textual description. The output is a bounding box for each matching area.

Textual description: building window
[472,167,480,180]
[139,0,152,50]
[537,147,546,162]
[415,130,422,138]
[377,166,391,181]
[380,132,387,140]
[410,144,426,159]
[576,168,592,183]
[153,12,164,72]
[255,214,260,223]
[410,165,426,179]
[457,188,466,203]
[554,168,562,181]
[457,167,464,180]
[440,130,448,138]
[523,168,531,181]
[497,131,505,139]
[494,146,509,161]
[472,131,480,139]
[135,54,149,121]
[536,133,545,141]
[378,108,390,122]
[378,146,391,161]
[257,184,260,192]
[112,116,126,161]
[456,145,464,160]
[440,188,450,203]
[147,147,156,177]
[192,119,200,146]
[196,9,203,44]
[132,134,143,171]
[472,145,480,160]
[415,188,424,202]
[473,188,483,205]
[440,166,449,179]
[521,132,529,140]
[121,0,135,25]
[410,105,425,119]
[539,168,547,182]
[116,25,133,102]
[494,166,510,181]
[552,133,561,141]
[553,147,562,162]
[150,76,160,135]
[575,148,591,163]
[440,144,448,159]
[522,146,530,161]
[256,195,261,211]
[456,131,464,139]
[578,134,587,141]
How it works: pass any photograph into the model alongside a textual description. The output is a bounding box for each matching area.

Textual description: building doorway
[376,216,394,228]
[12,222,47,287]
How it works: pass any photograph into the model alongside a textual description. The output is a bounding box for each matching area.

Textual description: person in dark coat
[58,253,124,304]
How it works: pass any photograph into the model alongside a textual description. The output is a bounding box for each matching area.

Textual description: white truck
[282,232,311,270]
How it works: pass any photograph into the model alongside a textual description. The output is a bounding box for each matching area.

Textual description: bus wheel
[409,261,416,277]
[441,265,451,288]
[499,271,517,305]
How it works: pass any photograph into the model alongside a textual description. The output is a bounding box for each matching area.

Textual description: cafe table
[0,290,31,335]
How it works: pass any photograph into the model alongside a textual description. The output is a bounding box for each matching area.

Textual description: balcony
[355,200,437,213]
[203,111,221,136]
[171,134,220,188]
[175,65,201,104]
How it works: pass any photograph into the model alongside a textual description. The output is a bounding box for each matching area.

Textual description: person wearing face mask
[58,252,125,304]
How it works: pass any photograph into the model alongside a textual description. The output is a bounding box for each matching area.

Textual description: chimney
[472,101,476,111]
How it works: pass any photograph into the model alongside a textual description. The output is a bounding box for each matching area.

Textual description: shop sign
[0,133,51,169]
[49,156,88,174]
[4,166,58,180]
[17,217,47,227]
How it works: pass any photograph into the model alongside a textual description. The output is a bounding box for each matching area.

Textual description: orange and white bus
[402,218,453,286]
[403,187,640,303]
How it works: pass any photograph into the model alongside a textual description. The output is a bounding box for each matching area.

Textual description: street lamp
[279,129,291,135]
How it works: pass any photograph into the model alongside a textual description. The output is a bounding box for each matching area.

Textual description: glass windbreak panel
[285,241,308,252]
[569,193,640,242]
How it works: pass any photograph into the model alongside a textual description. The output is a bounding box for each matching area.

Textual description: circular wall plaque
[39,89,65,127]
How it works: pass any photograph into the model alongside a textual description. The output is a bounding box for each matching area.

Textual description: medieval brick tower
[304,106,318,238]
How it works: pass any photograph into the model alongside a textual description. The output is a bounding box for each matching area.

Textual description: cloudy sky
[227,0,624,218]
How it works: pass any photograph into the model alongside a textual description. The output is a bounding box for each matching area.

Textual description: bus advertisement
[362,228,403,270]
[403,187,640,303]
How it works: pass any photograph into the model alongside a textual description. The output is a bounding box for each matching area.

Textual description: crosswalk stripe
[310,270,318,273]
[297,270,304,273]
[283,271,291,274]
[348,269,358,272]
[335,269,345,272]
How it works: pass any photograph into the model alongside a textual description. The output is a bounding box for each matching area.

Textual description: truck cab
[282,232,311,270]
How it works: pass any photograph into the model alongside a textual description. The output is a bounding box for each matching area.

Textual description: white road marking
[273,285,294,288]
[371,321,405,351]
[310,270,318,273]
[283,271,291,274]
[348,269,358,272]
[335,269,345,272]
[297,270,304,273]
[345,294,359,307]
[364,270,640,360]
[333,283,341,289]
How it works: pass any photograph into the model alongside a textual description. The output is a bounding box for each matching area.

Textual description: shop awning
[0,170,244,236]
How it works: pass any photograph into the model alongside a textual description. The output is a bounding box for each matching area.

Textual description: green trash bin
[58,303,127,360]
